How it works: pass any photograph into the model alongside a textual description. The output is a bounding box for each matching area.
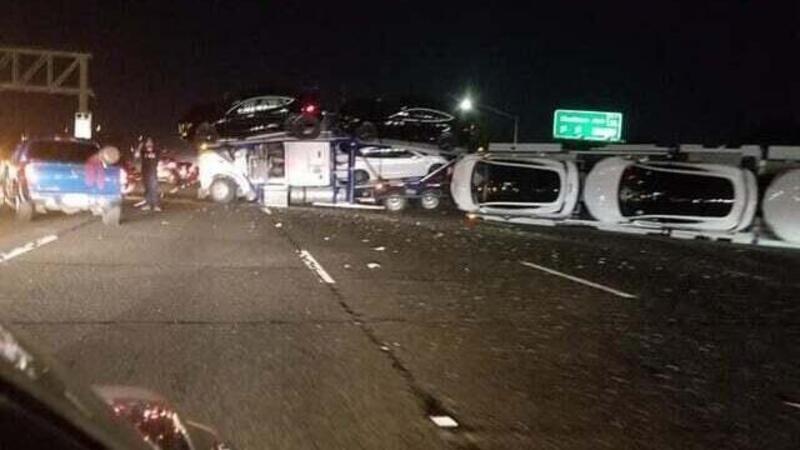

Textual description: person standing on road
[139,137,162,212]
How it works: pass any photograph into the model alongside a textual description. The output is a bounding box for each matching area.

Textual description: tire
[289,115,322,139]
[195,122,219,142]
[437,133,455,150]
[209,178,237,204]
[355,122,378,141]
[353,170,370,185]
[15,196,34,222]
[102,205,121,226]
[384,194,407,212]
[419,190,440,210]
[427,164,444,175]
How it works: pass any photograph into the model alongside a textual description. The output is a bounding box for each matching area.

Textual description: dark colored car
[0,323,232,450]
[179,91,323,142]
[335,97,478,150]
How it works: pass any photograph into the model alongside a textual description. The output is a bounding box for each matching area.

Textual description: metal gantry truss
[0,46,93,112]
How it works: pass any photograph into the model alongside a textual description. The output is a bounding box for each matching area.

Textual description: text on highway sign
[553,109,623,142]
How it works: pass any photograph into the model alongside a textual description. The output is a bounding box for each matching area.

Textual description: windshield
[472,161,561,204]
[27,141,99,163]
[619,165,735,218]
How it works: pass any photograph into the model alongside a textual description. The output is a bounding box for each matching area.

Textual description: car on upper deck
[179,90,323,142]
[335,97,478,150]
[1,137,123,225]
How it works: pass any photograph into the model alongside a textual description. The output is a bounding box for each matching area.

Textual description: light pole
[459,97,519,148]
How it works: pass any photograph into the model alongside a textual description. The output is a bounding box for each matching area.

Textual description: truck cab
[1,137,123,225]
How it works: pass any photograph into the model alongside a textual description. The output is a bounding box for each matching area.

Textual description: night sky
[1,0,799,150]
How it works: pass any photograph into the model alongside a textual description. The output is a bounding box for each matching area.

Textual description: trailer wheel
[289,115,322,139]
[356,122,378,141]
[419,191,440,210]
[384,194,407,212]
[209,178,237,204]
[102,205,121,226]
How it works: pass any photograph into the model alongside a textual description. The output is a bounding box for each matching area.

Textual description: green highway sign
[553,109,623,142]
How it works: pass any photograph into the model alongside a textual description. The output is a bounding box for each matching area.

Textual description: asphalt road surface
[1,196,799,449]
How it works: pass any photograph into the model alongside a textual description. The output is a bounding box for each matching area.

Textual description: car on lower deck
[348,145,448,184]
[451,153,580,219]
[583,157,758,232]
[1,138,123,225]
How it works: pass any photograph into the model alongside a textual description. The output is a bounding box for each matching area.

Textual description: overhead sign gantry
[0,46,94,138]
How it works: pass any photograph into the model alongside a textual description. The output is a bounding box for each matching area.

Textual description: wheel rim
[386,196,403,210]
[211,181,229,200]
[421,194,438,209]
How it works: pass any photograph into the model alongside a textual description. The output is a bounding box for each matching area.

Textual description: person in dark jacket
[138,137,161,211]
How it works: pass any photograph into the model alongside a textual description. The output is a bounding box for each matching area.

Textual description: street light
[458,96,519,148]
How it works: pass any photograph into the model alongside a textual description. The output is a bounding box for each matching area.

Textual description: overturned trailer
[455,142,800,248]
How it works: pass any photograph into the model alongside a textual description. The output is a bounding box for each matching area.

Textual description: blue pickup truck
[1,137,123,225]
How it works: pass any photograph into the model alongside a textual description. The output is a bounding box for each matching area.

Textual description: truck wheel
[102,205,121,226]
[356,122,378,141]
[15,197,34,222]
[384,194,407,212]
[209,178,237,204]
[427,164,444,175]
[290,115,322,139]
[419,191,440,210]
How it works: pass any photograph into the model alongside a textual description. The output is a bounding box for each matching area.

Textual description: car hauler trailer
[197,132,455,211]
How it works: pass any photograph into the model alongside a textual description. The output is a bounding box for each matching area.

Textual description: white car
[762,168,800,243]
[584,157,758,232]
[450,153,580,219]
[351,146,447,183]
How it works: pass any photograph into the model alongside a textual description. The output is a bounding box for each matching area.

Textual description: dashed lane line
[0,234,59,263]
[519,260,637,299]
[298,249,336,284]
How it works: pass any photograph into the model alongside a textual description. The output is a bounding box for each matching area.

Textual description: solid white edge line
[298,249,336,284]
[0,234,59,263]
[519,260,637,299]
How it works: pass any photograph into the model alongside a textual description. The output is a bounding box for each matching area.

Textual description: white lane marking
[261,206,272,215]
[298,250,336,284]
[784,400,800,410]
[519,260,637,299]
[312,202,386,210]
[0,234,59,263]
[429,415,459,428]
